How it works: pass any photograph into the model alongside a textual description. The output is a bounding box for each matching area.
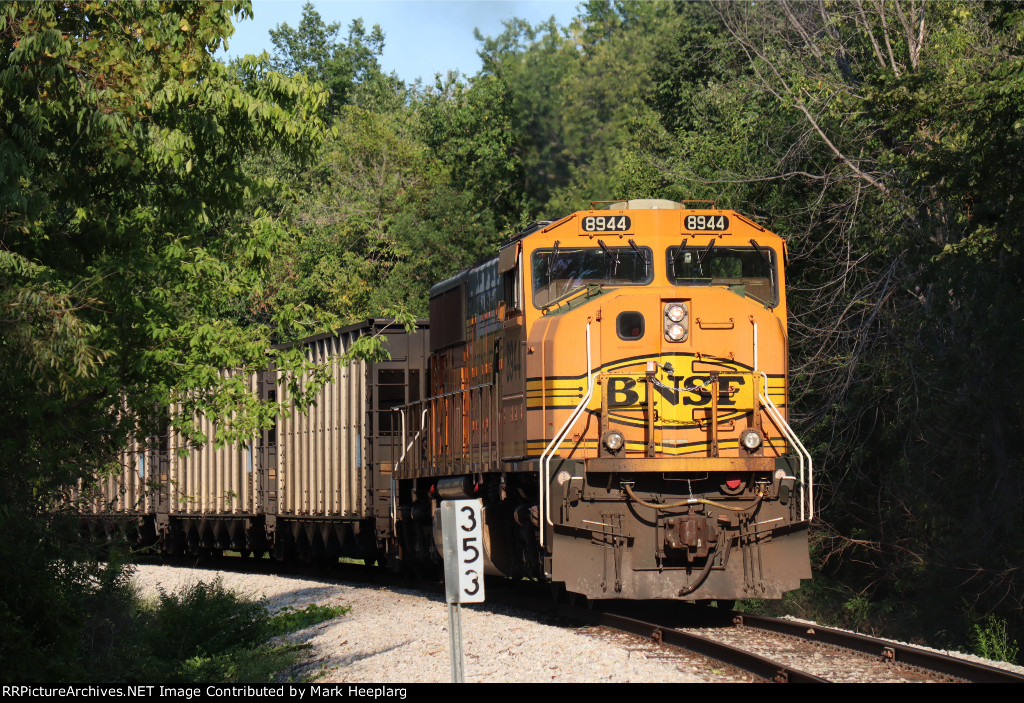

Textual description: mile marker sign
[441,499,485,683]
[441,499,485,603]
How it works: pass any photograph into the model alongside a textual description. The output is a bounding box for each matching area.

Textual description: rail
[753,318,814,521]
[732,612,1024,683]
[391,382,501,479]
[539,321,595,548]
[562,607,827,683]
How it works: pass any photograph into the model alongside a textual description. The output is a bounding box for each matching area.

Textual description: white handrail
[393,406,430,534]
[538,322,595,549]
[759,371,814,521]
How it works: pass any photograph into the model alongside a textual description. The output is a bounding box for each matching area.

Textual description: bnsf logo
[608,375,747,407]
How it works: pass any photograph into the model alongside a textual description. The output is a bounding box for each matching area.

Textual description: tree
[632,0,1024,642]
[416,71,527,231]
[258,102,501,322]
[0,0,330,679]
[268,1,386,113]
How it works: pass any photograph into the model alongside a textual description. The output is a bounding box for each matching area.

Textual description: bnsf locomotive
[81,199,813,602]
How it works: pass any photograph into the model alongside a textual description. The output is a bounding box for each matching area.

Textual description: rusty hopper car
[394,199,813,600]
[79,320,429,563]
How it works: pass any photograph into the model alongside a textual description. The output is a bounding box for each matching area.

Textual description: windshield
[666,245,778,306]
[532,244,653,307]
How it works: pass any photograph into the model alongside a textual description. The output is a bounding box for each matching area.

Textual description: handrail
[758,371,814,521]
[391,382,497,491]
[752,318,812,520]
[538,321,595,548]
[393,406,430,534]
[393,382,494,412]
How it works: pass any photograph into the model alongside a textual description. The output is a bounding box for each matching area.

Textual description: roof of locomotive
[429,200,778,299]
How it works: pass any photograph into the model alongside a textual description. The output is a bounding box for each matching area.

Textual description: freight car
[79,319,430,564]
[81,199,813,602]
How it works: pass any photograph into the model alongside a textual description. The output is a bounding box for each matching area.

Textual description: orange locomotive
[394,199,813,600]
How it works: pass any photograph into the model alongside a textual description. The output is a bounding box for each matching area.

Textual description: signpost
[440,499,485,683]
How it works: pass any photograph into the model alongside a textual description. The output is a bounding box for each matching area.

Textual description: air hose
[622,483,764,513]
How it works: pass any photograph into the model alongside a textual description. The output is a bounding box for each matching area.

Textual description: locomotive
[81,199,813,602]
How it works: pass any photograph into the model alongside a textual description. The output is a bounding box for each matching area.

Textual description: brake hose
[623,483,764,513]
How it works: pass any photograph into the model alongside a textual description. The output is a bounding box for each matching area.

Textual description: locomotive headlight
[664,302,688,342]
[740,428,763,451]
[603,431,624,452]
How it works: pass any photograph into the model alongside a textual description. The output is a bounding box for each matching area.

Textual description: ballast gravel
[130,564,716,683]
[130,564,1024,683]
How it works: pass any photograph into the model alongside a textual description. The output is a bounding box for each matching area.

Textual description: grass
[78,568,350,682]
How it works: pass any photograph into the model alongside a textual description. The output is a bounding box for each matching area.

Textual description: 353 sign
[441,500,486,604]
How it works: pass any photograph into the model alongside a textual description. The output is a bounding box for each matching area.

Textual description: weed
[734,598,767,613]
[146,579,271,662]
[177,642,310,683]
[970,615,1020,663]
[268,603,350,636]
[843,595,872,630]
[67,575,333,682]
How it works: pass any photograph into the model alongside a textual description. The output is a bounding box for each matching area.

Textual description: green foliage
[733,598,767,614]
[970,615,1020,664]
[148,580,270,662]
[129,581,351,682]
[0,0,342,681]
[74,576,328,683]
[268,1,385,113]
[417,72,527,232]
[176,643,305,684]
[267,603,350,637]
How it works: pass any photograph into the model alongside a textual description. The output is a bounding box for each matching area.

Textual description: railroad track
[558,602,1024,683]
[142,555,1024,683]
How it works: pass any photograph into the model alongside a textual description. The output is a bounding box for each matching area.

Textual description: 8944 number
[684,214,729,231]
[582,215,631,232]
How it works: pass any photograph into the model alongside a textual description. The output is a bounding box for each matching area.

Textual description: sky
[220,0,583,84]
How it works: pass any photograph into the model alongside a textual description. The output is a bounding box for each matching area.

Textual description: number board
[582,215,632,233]
[684,214,729,231]
[441,499,486,604]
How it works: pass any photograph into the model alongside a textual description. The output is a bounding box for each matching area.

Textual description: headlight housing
[602,431,624,452]
[664,302,689,342]
[739,428,762,451]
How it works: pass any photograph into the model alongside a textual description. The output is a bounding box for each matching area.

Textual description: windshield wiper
[749,238,772,264]
[696,239,715,276]
[628,238,648,273]
[547,240,560,288]
[698,239,716,264]
[671,238,689,275]
[749,238,776,307]
[598,239,620,277]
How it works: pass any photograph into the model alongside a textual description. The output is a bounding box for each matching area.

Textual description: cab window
[666,245,778,307]
[532,245,653,308]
